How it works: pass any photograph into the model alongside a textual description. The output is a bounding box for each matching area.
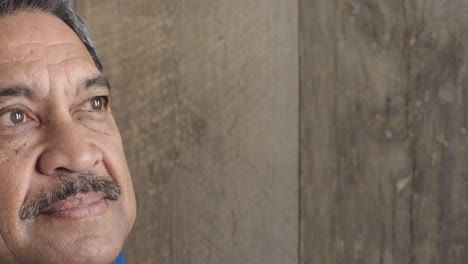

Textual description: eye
[0,109,28,126]
[82,96,108,111]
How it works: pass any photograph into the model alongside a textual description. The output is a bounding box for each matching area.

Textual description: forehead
[0,11,98,90]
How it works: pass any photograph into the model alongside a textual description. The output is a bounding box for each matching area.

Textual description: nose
[37,118,103,176]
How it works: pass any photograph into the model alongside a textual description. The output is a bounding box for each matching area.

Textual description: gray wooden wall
[300,0,468,264]
[74,0,468,263]
[73,1,298,264]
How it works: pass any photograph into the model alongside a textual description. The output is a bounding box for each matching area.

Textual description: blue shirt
[110,252,127,264]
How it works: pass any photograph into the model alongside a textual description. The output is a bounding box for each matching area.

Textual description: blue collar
[110,252,127,264]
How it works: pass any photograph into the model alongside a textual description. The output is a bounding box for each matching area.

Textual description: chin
[34,243,121,264]
[14,223,127,264]
[56,241,122,264]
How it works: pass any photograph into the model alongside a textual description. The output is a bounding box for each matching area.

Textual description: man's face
[0,11,136,264]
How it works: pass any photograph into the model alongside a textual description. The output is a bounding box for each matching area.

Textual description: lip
[41,193,109,221]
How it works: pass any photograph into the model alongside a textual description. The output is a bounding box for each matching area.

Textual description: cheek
[0,135,29,161]
[0,142,38,260]
[0,136,35,207]
[0,133,41,210]
[0,170,23,220]
[94,124,136,226]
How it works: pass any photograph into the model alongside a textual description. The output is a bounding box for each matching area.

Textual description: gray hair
[0,0,103,71]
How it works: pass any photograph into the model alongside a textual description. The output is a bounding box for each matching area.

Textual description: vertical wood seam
[402,6,416,262]
[297,0,302,263]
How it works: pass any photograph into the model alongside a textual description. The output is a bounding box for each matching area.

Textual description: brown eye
[83,96,108,111]
[91,97,103,111]
[0,109,28,126]
[10,110,25,125]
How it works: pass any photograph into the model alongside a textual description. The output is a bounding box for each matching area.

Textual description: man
[0,1,137,264]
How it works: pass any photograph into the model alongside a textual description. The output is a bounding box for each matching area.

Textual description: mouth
[41,192,109,221]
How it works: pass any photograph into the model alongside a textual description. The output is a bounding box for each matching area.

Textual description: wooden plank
[73,1,298,263]
[300,0,468,263]
[407,1,468,263]
[300,0,412,262]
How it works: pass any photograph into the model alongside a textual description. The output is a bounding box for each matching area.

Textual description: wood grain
[73,1,298,263]
[300,0,468,263]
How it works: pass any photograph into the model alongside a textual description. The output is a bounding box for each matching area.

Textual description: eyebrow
[82,75,111,93]
[0,84,35,98]
[0,75,111,100]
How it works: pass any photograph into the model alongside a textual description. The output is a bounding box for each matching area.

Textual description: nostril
[56,167,74,173]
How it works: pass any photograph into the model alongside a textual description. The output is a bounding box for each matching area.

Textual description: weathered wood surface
[73,1,298,264]
[301,0,468,264]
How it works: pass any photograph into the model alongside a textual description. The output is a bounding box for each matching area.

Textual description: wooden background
[73,0,468,263]
[300,0,468,264]
[73,1,298,264]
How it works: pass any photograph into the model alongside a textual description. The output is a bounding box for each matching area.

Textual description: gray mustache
[19,173,121,220]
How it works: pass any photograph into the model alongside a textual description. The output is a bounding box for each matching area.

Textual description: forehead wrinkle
[0,59,43,65]
[0,57,89,76]
[10,41,84,47]
[42,56,90,66]
[1,41,85,50]
[42,43,93,69]
[0,54,91,68]
[0,39,90,65]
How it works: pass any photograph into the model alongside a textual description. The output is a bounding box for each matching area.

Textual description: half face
[0,11,136,264]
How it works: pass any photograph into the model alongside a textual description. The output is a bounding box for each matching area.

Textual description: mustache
[19,173,121,220]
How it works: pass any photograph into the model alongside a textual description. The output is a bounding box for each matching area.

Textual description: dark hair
[0,0,103,71]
